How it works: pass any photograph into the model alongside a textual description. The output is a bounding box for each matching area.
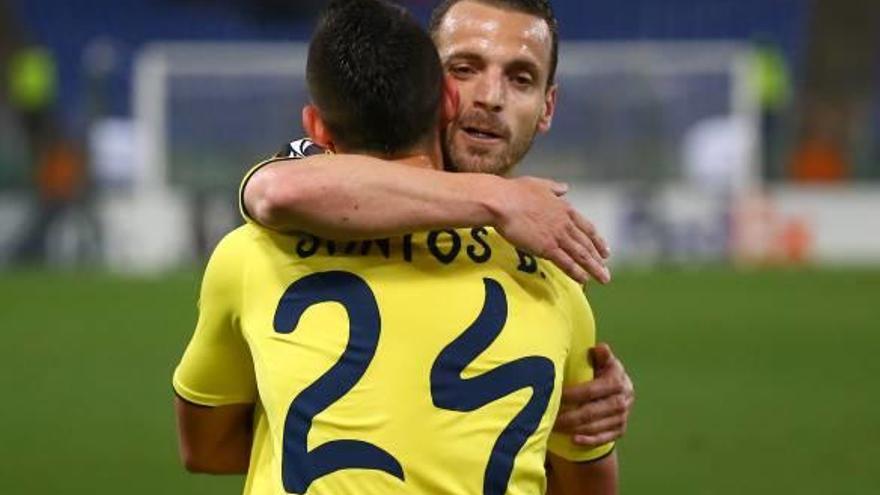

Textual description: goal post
[133,42,312,194]
[125,40,761,271]
[133,40,760,192]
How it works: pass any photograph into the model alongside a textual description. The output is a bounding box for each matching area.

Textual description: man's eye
[513,75,534,87]
[450,65,476,77]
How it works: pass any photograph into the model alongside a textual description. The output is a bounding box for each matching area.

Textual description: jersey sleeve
[173,230,257,406]
[238,138,326,224]
[546,285,616,462]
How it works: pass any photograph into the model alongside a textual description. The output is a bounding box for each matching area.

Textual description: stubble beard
[441,123,539,176]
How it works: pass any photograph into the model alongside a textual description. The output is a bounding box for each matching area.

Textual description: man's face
[434,0,557,175]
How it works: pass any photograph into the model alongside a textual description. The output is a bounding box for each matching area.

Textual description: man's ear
[536,84,557,134]
[302,104,335,151]
[440,75,460,127]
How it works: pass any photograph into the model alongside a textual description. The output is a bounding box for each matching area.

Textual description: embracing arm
[174,395,254,474]
[244,155,610,284]
[246,154,511,239]
[554,343,635,446]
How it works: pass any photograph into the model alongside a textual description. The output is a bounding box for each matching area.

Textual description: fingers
[573,429,625,447]
[523,176,568,196]
[555,393,631,434]
[571,210,611,259]
[548,247,590,285]
[561,209,611,284]
[588,343,613,370]
[568,221,603,264]
[509,177,611,285]
[553,348,635,446]
[561,227,609,285]
[573,414,626,436]
[553,411,578,435]
[597,348,635,399]
[560,375,624,405]
[551,181,569,196]
[589,348,632,399]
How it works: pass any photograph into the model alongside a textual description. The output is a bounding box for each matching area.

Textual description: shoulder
[542,262,595,315]
[208,225,263,271]
[217,224,258,250]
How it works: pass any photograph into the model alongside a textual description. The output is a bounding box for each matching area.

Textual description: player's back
[225,223,605,495]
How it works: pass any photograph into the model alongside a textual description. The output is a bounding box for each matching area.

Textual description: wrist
[472,173,511,228]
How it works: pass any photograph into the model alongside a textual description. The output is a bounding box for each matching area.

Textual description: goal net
[123,41,761,270]
[133,41,760,193]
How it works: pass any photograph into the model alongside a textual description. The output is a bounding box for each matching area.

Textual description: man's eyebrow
[443,50,484,63]
[443,52,542,76]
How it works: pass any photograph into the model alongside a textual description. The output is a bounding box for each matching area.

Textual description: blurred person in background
[2,4,88,264]
[7,43,56,159]
[174,1,617,493]
[788,0,879,182]
[241,0,635,452]
[750,36,791,180]
[11,128,87,264]
[788,104,848,182]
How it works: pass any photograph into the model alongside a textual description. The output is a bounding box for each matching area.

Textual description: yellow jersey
[176,145,612,494]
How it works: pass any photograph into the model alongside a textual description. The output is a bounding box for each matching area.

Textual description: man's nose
[472,69,505,113]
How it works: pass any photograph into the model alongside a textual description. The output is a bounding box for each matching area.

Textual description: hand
[553,343,634,447]
[492,176,611,284]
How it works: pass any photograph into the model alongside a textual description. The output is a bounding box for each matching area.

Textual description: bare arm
[246,155,508,238]
[245,155,610,284]
[546,451,619,495]
[174,395,254,474]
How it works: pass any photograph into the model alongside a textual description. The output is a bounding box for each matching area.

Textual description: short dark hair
[307,0,444,156]
[428,0,559,88]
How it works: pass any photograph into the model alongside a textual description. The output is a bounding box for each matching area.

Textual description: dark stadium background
[1,0,878,493]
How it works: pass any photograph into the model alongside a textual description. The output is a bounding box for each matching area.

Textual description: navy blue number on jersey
[273,271,404,493]
[431,278,556,495]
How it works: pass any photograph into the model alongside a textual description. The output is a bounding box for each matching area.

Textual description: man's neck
[394,153,440,170]
[335,135,444,171]
[392,135,444,170]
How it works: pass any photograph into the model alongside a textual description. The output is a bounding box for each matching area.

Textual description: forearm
[181,436,251,475]
[245,155,505,238]
[546,451,619,495]
[175,397,253,474]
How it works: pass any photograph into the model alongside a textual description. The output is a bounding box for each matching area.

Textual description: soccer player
[242,0,633,448]
[174,1,617,493]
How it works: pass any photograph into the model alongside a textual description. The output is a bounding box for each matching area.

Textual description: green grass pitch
[1,267,877,494]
